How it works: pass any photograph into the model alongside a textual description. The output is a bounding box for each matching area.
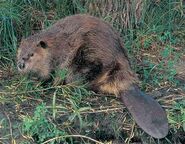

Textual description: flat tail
[120,84,169,139]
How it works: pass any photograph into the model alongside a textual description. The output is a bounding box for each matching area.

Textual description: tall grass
[0,1,19,55]
[0,0,76,59]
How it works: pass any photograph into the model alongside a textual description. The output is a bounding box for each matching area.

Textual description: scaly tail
[119,84,168,139]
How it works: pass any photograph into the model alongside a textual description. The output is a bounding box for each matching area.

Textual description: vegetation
[0,0,185,143]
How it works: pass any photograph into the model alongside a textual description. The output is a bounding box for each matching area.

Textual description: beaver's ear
[120,84,169,139]
[37,41,48,49]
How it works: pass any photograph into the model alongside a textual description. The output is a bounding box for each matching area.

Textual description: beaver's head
[17,36,51,79]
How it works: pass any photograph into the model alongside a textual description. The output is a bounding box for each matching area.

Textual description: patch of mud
[0,102,35,144]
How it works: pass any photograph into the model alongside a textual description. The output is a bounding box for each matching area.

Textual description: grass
[0,0,185,144]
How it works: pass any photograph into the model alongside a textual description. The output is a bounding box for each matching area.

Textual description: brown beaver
[17,14,168,139]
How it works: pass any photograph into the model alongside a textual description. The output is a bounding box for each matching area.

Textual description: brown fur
[17,14,137,95]
[17,14,168,138]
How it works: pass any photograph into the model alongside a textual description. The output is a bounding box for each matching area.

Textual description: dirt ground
[0,82,185,144]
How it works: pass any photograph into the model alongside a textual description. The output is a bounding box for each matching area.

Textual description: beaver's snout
[17,60,25,71]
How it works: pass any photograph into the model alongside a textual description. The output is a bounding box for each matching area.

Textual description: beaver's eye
[38,41,48,49]
[28,53,34,57]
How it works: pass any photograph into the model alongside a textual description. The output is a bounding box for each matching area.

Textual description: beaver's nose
[17,62,25,70]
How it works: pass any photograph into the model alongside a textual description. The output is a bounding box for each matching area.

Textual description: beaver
[17,14,168,139]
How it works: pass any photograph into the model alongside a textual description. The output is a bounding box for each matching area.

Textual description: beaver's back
[43,14,127,58]
[60,15,129,70]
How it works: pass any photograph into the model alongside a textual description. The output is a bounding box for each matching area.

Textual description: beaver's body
[17,15,136,94]
[17,14,168,138]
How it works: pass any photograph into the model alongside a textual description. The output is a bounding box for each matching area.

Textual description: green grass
[0,0,185,144]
